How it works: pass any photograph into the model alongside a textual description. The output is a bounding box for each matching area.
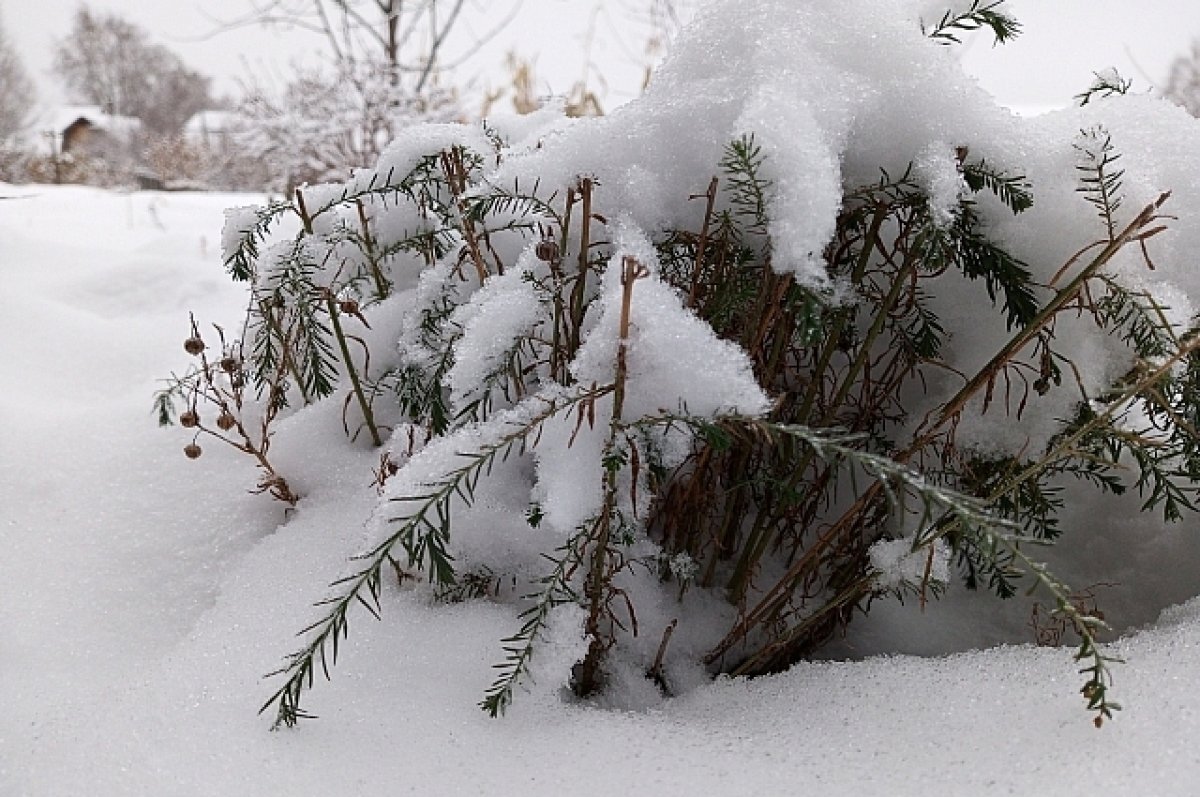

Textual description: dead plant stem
[325,294,383,447]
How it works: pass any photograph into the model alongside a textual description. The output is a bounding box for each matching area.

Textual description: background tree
[0,10,34,176]
[226,1,685,189]
[54,5,213,137]
[237,60,458,189]
[220,1,510,86]
[1164,39,1200,117]
[221,1,505,190]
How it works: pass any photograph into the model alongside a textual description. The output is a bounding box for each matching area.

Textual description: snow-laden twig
[261,383,613,728]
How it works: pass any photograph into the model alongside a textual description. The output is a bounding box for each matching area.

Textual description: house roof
[27,105,142,155]
[49,105,141,136]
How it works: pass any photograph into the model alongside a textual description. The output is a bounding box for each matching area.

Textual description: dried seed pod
[535,239,560,263]
[216,412,237,431]
[179,410,200,428]
[338,299,360,315]
[184,443,203,459]
[219,356,240,373]
[184,337,205,356]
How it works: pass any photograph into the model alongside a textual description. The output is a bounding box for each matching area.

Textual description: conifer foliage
[156,0,1200,731]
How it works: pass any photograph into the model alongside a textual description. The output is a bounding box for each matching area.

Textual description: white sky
[961,0,1200,111]
[3,0,1199,117]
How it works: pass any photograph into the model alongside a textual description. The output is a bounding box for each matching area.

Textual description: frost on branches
[158,0,1200,731]
[236,59,460,191]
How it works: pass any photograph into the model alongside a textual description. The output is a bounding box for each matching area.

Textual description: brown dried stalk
[577,255,648,695]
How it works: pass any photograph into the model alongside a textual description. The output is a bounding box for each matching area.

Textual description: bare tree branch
[414,0,465,93]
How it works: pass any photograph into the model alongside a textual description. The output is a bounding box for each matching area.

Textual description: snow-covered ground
[7,0,1200,790]
[3,180,1200,795]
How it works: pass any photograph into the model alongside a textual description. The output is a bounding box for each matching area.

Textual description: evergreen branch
[465,178,562,228]
[249,296,297,405]
[926,1,1021,46]
[916,203,1040,329]
[261,384,613,729]
[397,288,464,435]
[899,285,946,360]
[395,359,454,435]
[925,191,1172,432]
[223,200,295,282]
[912,457,1123,723]
[1125,432,1200,521]
[961,455,1068,541]
[962,159,1034,214]
[307,158,447,222]
[364,225,463,267]
[1001,540,1121,726]
[955,214,1040,329]
[1095,276,1178,361]
[251,240,342,403]
[637,411,1122,718]
[454,333,545,424]
[844,163,921,206]
[983,332,1200,535]
[152,377,186,426]
[292,295,340,401]
[479,530,587,717]
[1075,127,1125,243]
[720,133,772,238]
[1075,69,1133,107]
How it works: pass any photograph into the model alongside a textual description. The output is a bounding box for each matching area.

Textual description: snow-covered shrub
[158,0,1200,730]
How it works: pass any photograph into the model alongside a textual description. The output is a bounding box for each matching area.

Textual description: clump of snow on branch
[870,538,951,589]
[570,223,771,422]
[447,255,549,416]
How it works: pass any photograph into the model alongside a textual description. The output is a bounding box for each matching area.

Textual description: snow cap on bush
[571,222,771,421]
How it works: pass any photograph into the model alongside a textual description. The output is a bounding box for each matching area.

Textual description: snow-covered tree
[222,1,529,190]
[54,6,212,138]
[236,60,459,190]
[220,1,503,82]
[0,12,34,176]
[1165,40,1200,117]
